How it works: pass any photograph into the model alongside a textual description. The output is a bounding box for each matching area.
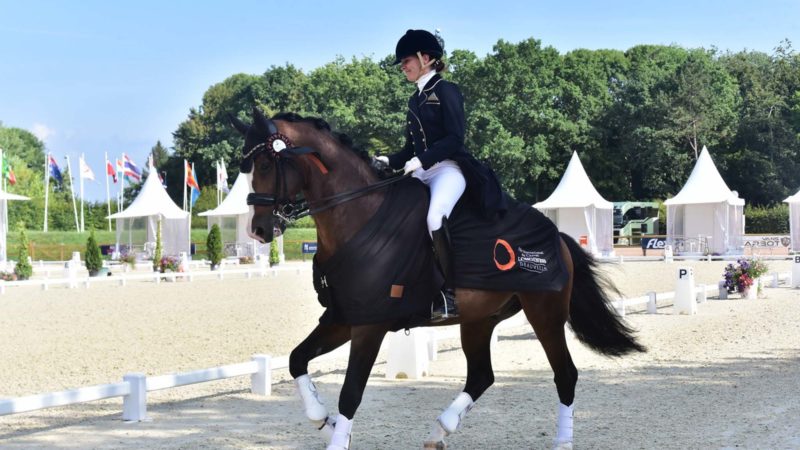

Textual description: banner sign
[302,242,318,254]
[641,237,667,250]
[742,235,790,248]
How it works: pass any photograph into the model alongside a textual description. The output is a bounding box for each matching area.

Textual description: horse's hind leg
[289,323,351,441]
[520,288,577,450]
[327,322,393,450]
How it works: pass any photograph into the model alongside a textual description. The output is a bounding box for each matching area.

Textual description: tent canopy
[198,172,250,217]
[533,152,613,256]
[107,165,188,220]
[664,146,744,206]
[533,151,613,210]
[0,190,30,262]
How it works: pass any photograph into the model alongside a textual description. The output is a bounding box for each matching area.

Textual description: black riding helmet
[393,29,444,65]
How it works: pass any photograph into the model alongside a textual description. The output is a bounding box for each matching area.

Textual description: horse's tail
[561,232,646,356]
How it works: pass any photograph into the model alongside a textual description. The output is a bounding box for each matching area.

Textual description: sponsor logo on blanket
[517,248,548,273]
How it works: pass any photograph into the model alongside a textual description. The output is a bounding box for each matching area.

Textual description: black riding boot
[431,217,458,322]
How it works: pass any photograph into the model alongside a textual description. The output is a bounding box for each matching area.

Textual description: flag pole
[183,159,187,212]
[120,153,126,212]
[44,153,50,232]
[105,152,112,231]
[65,155,80,233]
[79,153,85,233]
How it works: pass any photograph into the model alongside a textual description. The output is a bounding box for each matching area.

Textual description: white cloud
[31,123,55,142]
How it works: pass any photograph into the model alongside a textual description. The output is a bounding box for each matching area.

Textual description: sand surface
[1,259,798,449]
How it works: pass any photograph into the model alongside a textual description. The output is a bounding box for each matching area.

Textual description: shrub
[13,229,32,280]
[85,230,103,274]
[152,219,163,272]
[745,204,789,234]
[206,224,223,267]
[270,240,280,266]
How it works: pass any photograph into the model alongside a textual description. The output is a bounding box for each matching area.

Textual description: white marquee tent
[783,189,800,252]
[664,146,744,255]
[198,172,269,258]
[0,190,30,263]
[533,151,614,256]
[107,163,190,258]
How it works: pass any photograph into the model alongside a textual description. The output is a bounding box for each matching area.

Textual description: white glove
[403,156,422,175]
[375,155,389,165]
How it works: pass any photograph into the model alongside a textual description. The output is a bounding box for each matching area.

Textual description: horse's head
[231,107,323,243]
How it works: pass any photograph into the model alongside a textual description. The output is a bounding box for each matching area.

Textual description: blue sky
[1,0,797,201]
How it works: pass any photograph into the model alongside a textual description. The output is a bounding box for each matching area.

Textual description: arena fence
[0,266,792,422]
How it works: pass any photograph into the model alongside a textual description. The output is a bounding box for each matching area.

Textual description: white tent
[198,172,269,258]
[107,163,190,258]
[533,151,614,256]
[783,189,800,252]
[664,146,745,255]
[0,190,30,263]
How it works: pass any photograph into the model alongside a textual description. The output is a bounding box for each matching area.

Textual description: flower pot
[747,279,759,299]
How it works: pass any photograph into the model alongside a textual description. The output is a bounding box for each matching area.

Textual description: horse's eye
[259,160,271,172]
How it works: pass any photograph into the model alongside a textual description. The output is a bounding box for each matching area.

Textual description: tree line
[2,37,799,231]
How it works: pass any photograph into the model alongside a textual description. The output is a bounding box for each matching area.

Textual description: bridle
[243,119,406,227]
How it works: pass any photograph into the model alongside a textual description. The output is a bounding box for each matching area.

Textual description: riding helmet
[393,29,444,65]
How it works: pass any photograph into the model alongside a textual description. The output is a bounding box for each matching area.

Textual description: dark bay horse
[232,108,645,450]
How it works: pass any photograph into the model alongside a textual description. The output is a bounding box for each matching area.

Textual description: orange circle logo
[494,239,516,271]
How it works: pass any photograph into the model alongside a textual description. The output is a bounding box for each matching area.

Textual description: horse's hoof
[423,440,446,449]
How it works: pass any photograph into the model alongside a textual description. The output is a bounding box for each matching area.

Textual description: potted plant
[152,219,163,272]
[206,224,223,270]
[723,258,769,299]
[85,230,104,276]
[13,229,32,281]
[159,255,181,273]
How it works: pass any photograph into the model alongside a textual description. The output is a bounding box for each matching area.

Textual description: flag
[79,155,95,181]
[2,162,16,185]
[106,160,117,183]
[217,160,230,193]
[48,155,63,184]
[186,161,201,207]
[123,154,141,182]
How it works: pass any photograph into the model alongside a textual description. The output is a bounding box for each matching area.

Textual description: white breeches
[412,160,466,234]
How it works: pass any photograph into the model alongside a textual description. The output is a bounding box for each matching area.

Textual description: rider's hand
[403,157,422,175]
[374,155,389,165]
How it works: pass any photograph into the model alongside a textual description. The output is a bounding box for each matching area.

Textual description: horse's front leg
[327,322,392,450]
[425,292,505,449]
[289,323,351,441]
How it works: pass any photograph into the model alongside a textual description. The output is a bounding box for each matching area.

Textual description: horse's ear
[252,106,270,131]
[229,113,250,136]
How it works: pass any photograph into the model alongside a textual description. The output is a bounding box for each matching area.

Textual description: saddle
[313,177,567,329]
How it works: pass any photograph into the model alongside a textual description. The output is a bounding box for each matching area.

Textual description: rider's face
[400,54,431,82]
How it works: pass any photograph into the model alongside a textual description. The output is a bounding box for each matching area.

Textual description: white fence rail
[0,270,793,422]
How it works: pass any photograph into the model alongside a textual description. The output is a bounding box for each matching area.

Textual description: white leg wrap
[294,374,328,422]
[437,392,474,434]
[554,402,574,449]
[326,414,352,450]
[318,415,336,441]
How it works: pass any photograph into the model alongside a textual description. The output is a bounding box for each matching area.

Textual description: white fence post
[122,373,147,422]
[718,280,728,299]
[771,272,779,288]
[792,255,800,288]
[427,329,438,361]
[250,354,271,396]
[647,291,657,314]
[696,284,707,304]
[674,266,697,315]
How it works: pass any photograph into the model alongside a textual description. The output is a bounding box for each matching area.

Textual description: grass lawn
[6,228,318,261]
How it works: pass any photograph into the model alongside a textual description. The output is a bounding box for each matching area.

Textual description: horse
[231,107,645,450]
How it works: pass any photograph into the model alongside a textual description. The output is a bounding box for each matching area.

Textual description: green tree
[84,230,103,275]
[153,219,162,272]
[206,223,223,268]
[13,229,32,280]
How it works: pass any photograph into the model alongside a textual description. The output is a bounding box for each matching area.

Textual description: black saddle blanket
[313,178,567,328]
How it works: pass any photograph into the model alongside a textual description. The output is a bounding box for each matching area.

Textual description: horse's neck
[308,152,384,263]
